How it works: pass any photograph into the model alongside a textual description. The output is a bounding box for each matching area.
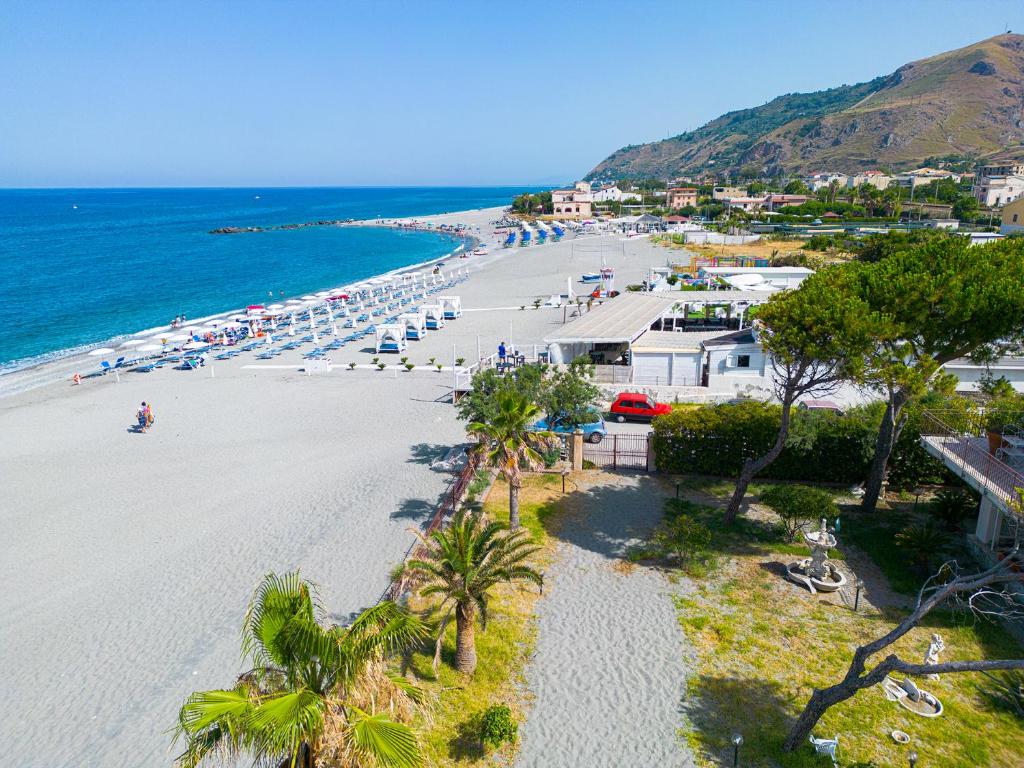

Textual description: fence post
[612,436,618,470]
[646,433,657,472]
[571,429,584,471]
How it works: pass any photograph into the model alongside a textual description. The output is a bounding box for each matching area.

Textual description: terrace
[919,410,1023,564]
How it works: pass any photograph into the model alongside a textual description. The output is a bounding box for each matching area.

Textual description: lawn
[405,473,565,766]
[666,482,1024,767]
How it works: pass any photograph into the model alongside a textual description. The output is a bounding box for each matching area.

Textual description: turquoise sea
[0,187,528,371]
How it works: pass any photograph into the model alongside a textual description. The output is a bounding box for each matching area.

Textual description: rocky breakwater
[209,219,353,234]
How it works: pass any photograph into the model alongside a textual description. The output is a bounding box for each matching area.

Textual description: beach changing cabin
[438,296,462,320]
[375,324,407,354]
[422,304,446,330]
[400,311,427,341]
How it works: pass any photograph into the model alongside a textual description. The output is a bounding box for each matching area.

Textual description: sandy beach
[0,206,671,766]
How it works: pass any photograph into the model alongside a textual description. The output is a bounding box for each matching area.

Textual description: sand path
[516,473,695,767]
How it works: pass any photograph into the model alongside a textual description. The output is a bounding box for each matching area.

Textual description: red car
[609,393,672,423]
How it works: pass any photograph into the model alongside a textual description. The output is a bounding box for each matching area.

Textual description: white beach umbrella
[120,339,146,348]
[138,344,164,352]
[88,347,116,356]
[312,327,320,345]
[166,333,189,342]
[135,325,171,336]
[302,294,317,300]
[331,322,339,336]
[288,312,297,336]
[268,303,285,310]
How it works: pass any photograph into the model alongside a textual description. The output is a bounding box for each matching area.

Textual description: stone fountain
[785,518,848,594]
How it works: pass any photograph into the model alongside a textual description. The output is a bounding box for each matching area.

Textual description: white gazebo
[421,304,446,330]
[375,324,407,354]
[438,296,462,319]
[399,311,428,341]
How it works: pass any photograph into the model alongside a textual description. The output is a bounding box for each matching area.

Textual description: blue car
[532,410,608,444]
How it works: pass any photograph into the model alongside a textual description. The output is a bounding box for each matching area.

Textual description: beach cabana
[421,304,446,330]
[399,311,428,340]
[375,324,407,354]
[438,296,462,320]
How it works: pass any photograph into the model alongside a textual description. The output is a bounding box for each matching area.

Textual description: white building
[895,168,961,189]
[592,185,642,203]
[803,173,849,192]
[698,266,813,290]
[973,174,1024,207]
[846,171,892,191]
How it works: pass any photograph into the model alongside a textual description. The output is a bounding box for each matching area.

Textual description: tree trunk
[724,397,795,524]
[454,600,477,674]
[783,684,859,751]
[862,389,909,513]
[509,476,521,531]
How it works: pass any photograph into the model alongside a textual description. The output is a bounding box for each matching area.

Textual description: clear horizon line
[0,182,564,191]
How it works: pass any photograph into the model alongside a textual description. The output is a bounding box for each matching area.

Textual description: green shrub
[479,705,517,749]
[542,444,561,468]
[760,484,837,538]
[929,488,977,530]
[650,400,958,486]
[895,523,951,573]
[650,514,712,564]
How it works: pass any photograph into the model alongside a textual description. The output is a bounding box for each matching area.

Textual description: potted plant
[985,397,1020,455]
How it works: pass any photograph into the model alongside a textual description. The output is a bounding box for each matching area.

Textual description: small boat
[472,247,486,256]
[581,273,602,283]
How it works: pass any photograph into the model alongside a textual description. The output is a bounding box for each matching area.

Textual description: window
[736,354,751,368]
[1014,213,1019,223]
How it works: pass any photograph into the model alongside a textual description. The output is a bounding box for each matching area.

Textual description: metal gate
[583,433,651,470]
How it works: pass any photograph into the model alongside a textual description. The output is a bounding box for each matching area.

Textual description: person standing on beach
[498,341,507,364]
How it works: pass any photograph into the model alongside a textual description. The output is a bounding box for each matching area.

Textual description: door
[634,353,670,386]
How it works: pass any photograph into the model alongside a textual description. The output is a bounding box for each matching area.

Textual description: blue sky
[1,0,1021,187]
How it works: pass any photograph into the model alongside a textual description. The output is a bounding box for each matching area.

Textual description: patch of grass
[840,503,970,595]
[407,474,565,765]
[663,505,1024,766]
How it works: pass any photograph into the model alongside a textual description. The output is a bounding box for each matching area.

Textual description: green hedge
[651,400,952,487]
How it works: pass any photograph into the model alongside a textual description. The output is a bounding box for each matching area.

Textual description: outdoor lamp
[732,733,743,767]
[854,578,865,612]
[908,751,918,768]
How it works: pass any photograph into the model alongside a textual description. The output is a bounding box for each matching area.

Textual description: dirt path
[516,472,695,767]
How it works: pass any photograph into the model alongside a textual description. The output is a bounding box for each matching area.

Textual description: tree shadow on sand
[407,443,450,465]
[391,498,435,523]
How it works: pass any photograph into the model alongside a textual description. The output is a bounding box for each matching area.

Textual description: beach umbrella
[88,347,116,356]
[331,322,339,336]
[302,294,317,300]
[120,339,146,348]
[138,344,164,352]
[267,303,285,310]
[312,326,320,345]
[135,325,170,336]
[166,333,189,342]
[288,312,296,336]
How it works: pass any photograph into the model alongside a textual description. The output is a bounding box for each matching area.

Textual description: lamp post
[732,733,743,767]
[854,578,865,612]
[908,750,918,768]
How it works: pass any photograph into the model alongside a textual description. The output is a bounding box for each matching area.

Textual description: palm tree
[173,572,425,768]
[405,507,542,675]
[895,523,951,575]
[469,390,550,531]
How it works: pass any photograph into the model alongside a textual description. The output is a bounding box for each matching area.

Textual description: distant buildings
[592,185,642,203]
[712,186,746,200]
[980,163,1024,177]
[802,173,848,192]
[973,173,1024,207]
[894,167,961,189]
[846,171,892,190]
[666,187,698,209]
[1000,197,1024,234]
[720,193,809,212]
[552,181,593,219]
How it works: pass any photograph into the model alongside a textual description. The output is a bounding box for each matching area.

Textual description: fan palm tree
[173,572,426,768]
[895,523,951,575]
[405,507,543,675]
[469,390,550,531]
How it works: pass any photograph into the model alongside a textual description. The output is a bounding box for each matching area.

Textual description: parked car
[609,392,672,423]
[532,409,608,444]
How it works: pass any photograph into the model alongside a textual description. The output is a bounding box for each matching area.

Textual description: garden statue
[924,633,945,680]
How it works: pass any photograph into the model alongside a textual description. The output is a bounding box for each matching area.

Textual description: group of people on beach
[136,401,155,432]
[170,314,188,329]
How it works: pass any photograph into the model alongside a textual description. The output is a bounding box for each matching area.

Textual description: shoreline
[0,208,498,396]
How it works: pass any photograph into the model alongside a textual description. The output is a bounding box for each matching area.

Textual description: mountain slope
[587,34,1024,180]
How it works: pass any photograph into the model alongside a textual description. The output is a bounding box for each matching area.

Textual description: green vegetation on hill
[588,33,1024,180]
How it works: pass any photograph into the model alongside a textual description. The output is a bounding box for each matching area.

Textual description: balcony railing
[920,409,1024,512]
